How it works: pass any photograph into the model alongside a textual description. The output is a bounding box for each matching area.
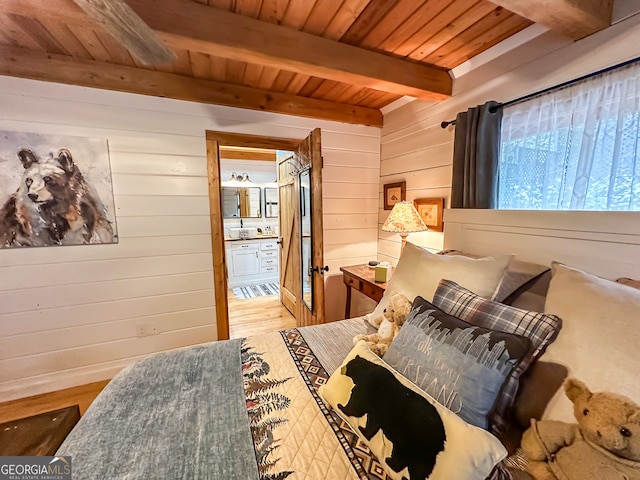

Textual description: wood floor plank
[228,288,296,338]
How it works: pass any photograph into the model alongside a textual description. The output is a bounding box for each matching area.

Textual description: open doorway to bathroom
[219,147,296,338]
[206,129,326,341]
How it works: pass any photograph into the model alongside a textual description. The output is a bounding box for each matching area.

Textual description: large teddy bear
[521,378,640,480]
[354,292,411,356]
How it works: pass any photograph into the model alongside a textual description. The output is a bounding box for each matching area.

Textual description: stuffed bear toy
[521,378,640,480]
[354,292,411,356]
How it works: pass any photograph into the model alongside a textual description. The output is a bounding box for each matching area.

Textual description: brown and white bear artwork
[0,147,115,247]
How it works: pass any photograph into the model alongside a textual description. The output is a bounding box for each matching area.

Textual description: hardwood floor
[0,380,109,424]
[228,288,296,338]
[0,288,295,423]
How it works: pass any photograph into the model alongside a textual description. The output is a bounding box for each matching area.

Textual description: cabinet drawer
[261,250,277,258]
[261,265,278,274]
[231,242,259,251]
[361,282,384,302]
[343,273,362,291]
[261,257,278,267]
[261,241,278,251]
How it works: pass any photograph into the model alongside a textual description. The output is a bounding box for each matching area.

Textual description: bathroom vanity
[225,236,279,288]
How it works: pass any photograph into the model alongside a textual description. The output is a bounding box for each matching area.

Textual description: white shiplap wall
[0,77,380,401]
[379,12,640,264]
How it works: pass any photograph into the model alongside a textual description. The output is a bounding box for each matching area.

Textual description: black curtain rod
[440,55,640,129]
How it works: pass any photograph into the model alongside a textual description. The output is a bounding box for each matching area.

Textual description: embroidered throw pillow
[383,297,532,430]
[432,279,562,434]
[318,341,507,480]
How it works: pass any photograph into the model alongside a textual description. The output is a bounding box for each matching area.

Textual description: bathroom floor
[227,288,296,339]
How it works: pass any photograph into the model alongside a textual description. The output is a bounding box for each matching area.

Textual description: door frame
[206,130,300,340]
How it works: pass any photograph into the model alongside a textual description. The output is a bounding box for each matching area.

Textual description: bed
[58,319,383,479]
[57,210,640,480]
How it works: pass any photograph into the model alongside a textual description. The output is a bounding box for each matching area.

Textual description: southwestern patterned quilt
[58,319,393,480]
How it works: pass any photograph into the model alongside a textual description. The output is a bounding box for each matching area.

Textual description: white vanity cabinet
[226,238,279,287]
[230,242,260,277]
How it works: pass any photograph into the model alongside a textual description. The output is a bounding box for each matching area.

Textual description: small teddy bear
[354,292,411,356]
[521,378,640,480]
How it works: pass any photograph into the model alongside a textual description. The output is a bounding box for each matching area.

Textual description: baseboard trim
[0,356,145,403]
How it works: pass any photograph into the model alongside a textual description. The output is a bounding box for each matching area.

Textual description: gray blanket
[58,339,260,480]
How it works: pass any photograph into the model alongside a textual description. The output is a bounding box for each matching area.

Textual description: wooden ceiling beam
[219,147,276,161]
[131,0,452,101]
[490,0,613,40]
[3,0,452,101]
[71,0,176,65]
[0,47,383,127]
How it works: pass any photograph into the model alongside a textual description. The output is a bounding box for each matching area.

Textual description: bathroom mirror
[300,168,313,311]
[222,187,262,218]
[264,187,278,218]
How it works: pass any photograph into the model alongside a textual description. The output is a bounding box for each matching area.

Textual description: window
[498,61,640,210]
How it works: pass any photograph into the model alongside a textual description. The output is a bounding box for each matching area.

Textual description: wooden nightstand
[340,264,393,319]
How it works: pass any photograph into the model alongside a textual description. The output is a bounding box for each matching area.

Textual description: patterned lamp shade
[382,201,428,233]
[382,201,428,255]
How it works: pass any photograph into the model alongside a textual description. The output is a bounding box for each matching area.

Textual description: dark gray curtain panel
[451,101,503,208]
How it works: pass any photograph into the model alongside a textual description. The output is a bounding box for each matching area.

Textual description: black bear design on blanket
[338,355,446,480]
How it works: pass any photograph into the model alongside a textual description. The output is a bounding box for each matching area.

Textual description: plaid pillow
[432,279,562,435]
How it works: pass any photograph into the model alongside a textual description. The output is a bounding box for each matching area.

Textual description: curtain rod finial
[441,120,456,129]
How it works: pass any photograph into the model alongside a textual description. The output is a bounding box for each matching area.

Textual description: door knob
[311,265,329,275]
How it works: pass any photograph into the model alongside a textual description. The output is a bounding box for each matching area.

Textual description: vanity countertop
[225,234,279,242]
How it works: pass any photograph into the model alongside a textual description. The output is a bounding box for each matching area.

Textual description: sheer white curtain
[499,61,640,210]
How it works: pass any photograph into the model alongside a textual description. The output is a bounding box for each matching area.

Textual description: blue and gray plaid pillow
[432,279,563,435]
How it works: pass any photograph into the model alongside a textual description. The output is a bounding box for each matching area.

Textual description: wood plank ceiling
[0,0,535,125]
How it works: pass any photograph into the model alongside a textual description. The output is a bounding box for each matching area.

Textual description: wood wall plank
[0,325,215,382]
[0,291,214,336]
[112,173,208,195]
[0,253,212,291]
[114,196,211,216]
[0,235,212,267]
[322,166,379,184]
[322,182,378,199]
[0,272,214,315]
[1,307,216,358]
[116,216,212,237]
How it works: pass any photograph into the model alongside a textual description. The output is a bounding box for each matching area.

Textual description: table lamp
[381,201,428,255]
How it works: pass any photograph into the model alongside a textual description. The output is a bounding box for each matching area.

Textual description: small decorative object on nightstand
[340,264,394,319]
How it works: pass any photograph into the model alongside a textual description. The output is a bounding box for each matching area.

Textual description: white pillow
[366,242,513,324]
[318,341,507,480]
[542,262,640,421]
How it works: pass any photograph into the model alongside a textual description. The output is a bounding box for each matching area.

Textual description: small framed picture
[383,181,406,210]
[414,198,444,232]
